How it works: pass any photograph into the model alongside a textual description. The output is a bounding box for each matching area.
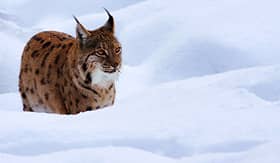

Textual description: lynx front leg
[20,93,33,112]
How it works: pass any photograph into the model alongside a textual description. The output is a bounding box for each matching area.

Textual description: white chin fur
[90,67,119,87]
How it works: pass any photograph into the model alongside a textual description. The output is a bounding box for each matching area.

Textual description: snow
[0,0,280,162]
[1,65,280,162]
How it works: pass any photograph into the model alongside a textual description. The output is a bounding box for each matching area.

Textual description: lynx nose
[111,62,119,68]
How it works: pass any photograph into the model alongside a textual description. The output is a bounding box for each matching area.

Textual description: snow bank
[0,11,34,93]
[0,32,24,93]
[1,0,144,26]
[33,0,280,84]
[0,0,280,162]
[0,65,280,162]
[2,0,280,92]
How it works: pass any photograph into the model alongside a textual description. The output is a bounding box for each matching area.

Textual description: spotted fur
[19,9,122,114]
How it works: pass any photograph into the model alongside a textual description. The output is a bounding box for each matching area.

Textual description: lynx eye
[95,49,107,58]
[115,47,121,54]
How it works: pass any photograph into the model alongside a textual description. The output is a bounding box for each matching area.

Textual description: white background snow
[0,0,280,162]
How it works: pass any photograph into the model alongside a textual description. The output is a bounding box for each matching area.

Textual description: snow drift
[1,65,280,162]
[0,0,280,162]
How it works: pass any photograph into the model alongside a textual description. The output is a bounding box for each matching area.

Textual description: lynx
[19,9,122,114]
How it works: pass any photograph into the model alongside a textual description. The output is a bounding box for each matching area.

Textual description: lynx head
[74,9,121,87]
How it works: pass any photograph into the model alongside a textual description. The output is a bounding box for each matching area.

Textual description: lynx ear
[73,16,90,41]
[103,8,114,33]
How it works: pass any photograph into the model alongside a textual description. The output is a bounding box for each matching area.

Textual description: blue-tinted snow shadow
[0,137,265,158]
[246,80,280,102]
[150,39,258,83]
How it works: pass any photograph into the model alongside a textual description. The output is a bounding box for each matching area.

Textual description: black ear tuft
[103,8,114,33]
[73,15,90,42]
